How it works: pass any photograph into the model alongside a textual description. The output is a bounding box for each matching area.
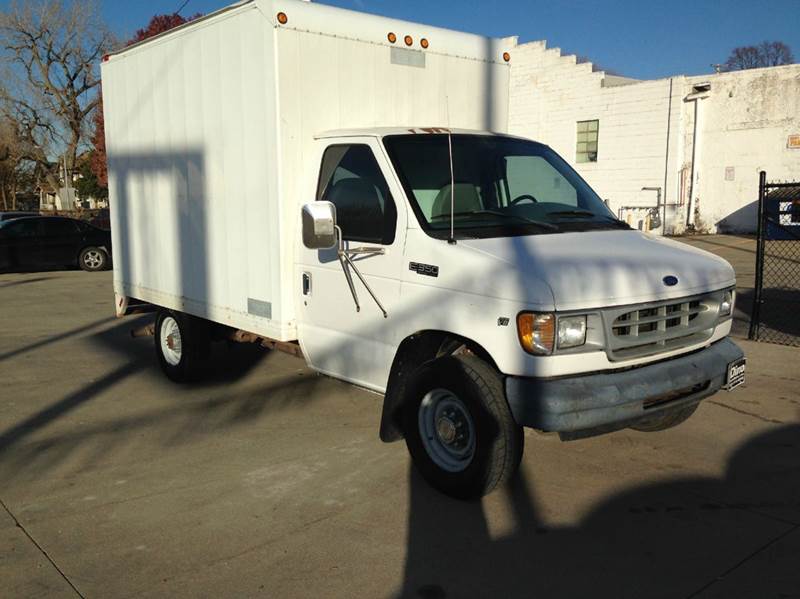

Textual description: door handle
[302,272,311,296]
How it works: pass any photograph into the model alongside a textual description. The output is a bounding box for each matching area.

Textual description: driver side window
[505,156,578,207]
[316,145,397,245]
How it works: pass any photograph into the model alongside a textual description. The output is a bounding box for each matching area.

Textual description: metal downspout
[686,97,700,228]
[662,78,673,234]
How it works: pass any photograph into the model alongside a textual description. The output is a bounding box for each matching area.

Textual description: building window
[576,120,599,163]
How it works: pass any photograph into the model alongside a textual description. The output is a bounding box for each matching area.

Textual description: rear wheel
[154,310,210,383]
[403,354,523,500]
[630,403,699,432]
[79,247,108,271]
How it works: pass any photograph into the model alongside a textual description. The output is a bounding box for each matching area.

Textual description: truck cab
[297,128,744,499]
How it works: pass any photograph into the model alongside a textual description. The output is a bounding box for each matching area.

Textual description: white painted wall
[684,66,800,233]
[508,39,800,234]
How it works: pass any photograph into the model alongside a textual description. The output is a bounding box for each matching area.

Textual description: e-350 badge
[409,262,439,277]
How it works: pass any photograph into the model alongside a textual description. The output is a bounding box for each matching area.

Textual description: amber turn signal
[517,312,555,355]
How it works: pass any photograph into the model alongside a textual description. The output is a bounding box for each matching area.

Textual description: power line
[175,0,191,15]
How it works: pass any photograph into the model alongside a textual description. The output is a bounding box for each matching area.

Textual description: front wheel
[154,310,211,383]
[403,354,524,500]
[79,247,108,271]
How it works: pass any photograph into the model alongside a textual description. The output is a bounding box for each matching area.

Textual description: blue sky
[95,0,800,79]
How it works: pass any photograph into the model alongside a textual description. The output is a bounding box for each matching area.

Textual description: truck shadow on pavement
[0,276,55,288]
[400,423,800,599]
[0,318,316,478]
[0,315,115,363]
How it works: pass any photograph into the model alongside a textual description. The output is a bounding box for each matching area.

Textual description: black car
[0,216,112,272]
[0,211,39,221]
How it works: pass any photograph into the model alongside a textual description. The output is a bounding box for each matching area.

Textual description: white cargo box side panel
[103,3,293,340]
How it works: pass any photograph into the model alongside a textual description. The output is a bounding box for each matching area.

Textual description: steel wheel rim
[160,316,182,366]
[418,388,476,473]
[83,250,103,269]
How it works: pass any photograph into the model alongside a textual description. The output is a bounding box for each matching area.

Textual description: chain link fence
[748,171,800,347]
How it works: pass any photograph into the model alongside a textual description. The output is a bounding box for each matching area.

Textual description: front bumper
[505,337,744,438]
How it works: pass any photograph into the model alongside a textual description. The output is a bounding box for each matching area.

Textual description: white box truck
[102,0,745,499]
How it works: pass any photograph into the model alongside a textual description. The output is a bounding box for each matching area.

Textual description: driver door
[296,138,407,392]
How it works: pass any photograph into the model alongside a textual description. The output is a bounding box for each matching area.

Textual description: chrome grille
[604,292,724,361]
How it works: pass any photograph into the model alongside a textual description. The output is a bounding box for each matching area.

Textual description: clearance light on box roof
[387,32,397,43]
[277,12,288,24]
[404,35,413,46]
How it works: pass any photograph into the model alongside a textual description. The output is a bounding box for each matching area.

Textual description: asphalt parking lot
[1,235,798,598]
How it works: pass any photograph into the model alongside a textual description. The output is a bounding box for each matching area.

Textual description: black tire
[630,403,699,432]
[154,310,211,383]
[78,246,108,271]
[403,354,524,500]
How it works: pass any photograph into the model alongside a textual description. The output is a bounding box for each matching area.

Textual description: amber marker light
[277,12,288,24]
[404,35,413,46]
[388,32,397,43]
[517,313,555,355]
[420,38,429,49]
[503,52,511,62]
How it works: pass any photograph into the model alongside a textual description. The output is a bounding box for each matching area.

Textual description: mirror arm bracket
[335,226,388,318]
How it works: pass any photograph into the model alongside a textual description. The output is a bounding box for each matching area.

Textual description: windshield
[383,134,626,239]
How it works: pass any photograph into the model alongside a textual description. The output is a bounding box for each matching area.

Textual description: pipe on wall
[662,78,673,234]
[684,83,711,229]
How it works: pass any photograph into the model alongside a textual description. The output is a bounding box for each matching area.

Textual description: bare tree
[0,109,43,211]
[0,117,25,210]
[0,0,113,207]
[758,41,794,66]
[725,41,794,71]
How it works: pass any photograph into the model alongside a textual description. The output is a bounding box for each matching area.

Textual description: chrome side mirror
[302,201,337,249]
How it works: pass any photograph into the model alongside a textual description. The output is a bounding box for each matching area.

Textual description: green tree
[74,151,107,202]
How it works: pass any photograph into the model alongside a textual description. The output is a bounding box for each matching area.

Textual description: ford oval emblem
[663,275,679,287]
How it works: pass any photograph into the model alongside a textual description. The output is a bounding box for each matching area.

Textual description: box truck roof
[314,127,513,139]
[104,0,514,65]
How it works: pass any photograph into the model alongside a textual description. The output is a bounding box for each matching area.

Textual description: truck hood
[459,230,736,310]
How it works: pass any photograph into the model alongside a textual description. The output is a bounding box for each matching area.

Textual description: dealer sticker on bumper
[724,358,746,390]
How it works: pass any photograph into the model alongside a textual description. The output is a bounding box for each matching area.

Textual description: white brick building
[507,39,800,234]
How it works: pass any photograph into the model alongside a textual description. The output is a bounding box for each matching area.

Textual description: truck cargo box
[102,0,511,340]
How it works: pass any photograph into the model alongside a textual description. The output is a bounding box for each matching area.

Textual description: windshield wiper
[432,210,557,230]
[546,210,630,228]
[546,210,597,218]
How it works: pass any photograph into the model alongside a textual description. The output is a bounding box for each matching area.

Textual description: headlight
[720,290,734,317]
[517,312,555,355]
[557,315,587,348]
